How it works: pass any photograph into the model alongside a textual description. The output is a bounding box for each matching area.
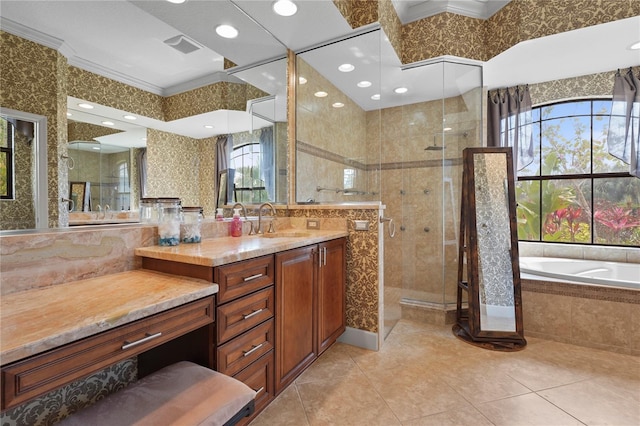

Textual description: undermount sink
[260,231,312,239]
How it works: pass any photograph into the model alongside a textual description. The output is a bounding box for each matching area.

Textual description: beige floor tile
[250,320,640,426]
[249,385,309,426]
[364,364,472,422]
[401,405,494,426]
[477,392,584,425]
[440,366,532,404]
[296,372,401,425]
[538,376,640,426]
[295,343,361,385]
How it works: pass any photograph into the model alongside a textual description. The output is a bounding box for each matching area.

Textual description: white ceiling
[2,0,639,146]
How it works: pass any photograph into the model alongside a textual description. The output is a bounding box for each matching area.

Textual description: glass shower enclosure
[295,28,483,339]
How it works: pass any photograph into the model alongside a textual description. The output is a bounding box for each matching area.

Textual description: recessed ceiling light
[371,94,380,100]
[357,81,372,88]
[101,121,115,126]
[204,125,215,129]
[332,102,344,108]
[216,24,238,39]
[630,41,640,50]
[338,63,355,72]
[66,112,72,117]
[92,146,100,150]
[298,76,307,85]
[314,91,328,97]
[394,87,408,94]
[443,127,452,131]
[78,103,93,109]
[273,0,297,16]
[123,115,137,120]
[166,0,186,3]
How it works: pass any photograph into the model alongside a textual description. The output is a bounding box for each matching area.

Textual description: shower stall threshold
[399,298,461,325]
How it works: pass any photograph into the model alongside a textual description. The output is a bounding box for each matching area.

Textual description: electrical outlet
[354,220,370,231]
[306,219,320,229]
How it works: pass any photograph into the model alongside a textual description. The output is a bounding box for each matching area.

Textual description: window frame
[1,118,15,200]
[516,98,639,247]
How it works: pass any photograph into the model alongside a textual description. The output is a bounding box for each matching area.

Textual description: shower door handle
[380,216,396,238]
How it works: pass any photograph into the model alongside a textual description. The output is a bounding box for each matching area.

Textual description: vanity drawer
[216,319,274,377]
[214,255,274,304]
[217,286,275,344]
[233,351,275,424]
[1,297,214,410]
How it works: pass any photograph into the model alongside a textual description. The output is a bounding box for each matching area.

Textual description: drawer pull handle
[121,332,162,350]
[243,273,263,282]
[243,308,264,320]
[242,343,264,357]
[255,386,265,395]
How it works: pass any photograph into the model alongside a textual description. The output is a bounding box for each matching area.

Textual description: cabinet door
[275,245,317,393]
[317,238,346,355]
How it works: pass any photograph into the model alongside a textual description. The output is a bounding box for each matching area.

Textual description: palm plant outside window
[516,99,640,246]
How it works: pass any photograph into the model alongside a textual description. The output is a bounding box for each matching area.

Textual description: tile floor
[249,319,640,425]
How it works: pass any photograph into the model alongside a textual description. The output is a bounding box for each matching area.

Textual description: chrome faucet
[233,202,256,235]
[257,202,277,234]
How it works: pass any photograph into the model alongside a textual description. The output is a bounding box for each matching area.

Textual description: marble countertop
[134,229,349,267]
[0,270,217,365]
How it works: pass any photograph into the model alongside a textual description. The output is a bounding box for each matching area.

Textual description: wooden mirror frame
[453,147,526,351]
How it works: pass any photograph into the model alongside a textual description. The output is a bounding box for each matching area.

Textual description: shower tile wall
[374,89,481,307]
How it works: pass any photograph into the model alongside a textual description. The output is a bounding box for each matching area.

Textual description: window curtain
[487,85,534,171]
[216,134,232,174]
[259,127,275,201]
[607,68,640,178]
[136,148,147,197]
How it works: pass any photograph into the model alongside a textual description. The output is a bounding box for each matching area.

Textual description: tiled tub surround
[519,242,640,355]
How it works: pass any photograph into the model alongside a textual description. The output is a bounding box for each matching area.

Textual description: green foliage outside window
[516,100,640,247]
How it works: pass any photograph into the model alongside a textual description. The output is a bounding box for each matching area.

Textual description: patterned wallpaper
[67,121,122,142]
[0,129,35,230]
[0,31,64,228]
[145,129,217,215]
[0,359,137,426]
[163,81,262,122]
[289,207,381,333]
[333,0,639,64]
[68,67,165,120]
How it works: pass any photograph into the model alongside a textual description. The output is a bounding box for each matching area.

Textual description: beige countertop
[134,229,349,267]
[0,270,217,365]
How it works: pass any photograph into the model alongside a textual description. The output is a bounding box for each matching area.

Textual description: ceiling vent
[164,35,203,54]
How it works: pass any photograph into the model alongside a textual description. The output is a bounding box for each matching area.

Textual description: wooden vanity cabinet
[274,238,346,394]
[213,255,276,424]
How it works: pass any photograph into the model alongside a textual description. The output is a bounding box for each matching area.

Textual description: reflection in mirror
[67,105,146,218]
[474,152,516,332]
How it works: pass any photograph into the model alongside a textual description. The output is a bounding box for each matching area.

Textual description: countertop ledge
[0,270,217,365]
[134,229,349,267]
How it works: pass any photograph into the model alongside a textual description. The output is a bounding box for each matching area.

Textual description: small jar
[157,197,181,246]
[139,198,159,223]
[181,207,203,243]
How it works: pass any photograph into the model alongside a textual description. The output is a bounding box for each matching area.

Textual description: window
[230,143,268,204]
[516,99,640,246]
[0,118,14,199]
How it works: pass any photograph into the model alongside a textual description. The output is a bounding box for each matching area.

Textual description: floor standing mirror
[453,147,526,351]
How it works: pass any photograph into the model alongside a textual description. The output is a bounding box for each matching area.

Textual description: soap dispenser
[216,208,224,221]
[230,208,243,237]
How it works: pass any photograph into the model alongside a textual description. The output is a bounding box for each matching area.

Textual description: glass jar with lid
[139,197,159,223]
[181,207,203,243]
[157,197,182,246]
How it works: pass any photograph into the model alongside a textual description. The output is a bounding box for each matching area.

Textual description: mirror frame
[217,169,236,208]
[454,147,526,351]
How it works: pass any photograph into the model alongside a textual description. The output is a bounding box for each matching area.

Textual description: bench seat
[59,361,256,426]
